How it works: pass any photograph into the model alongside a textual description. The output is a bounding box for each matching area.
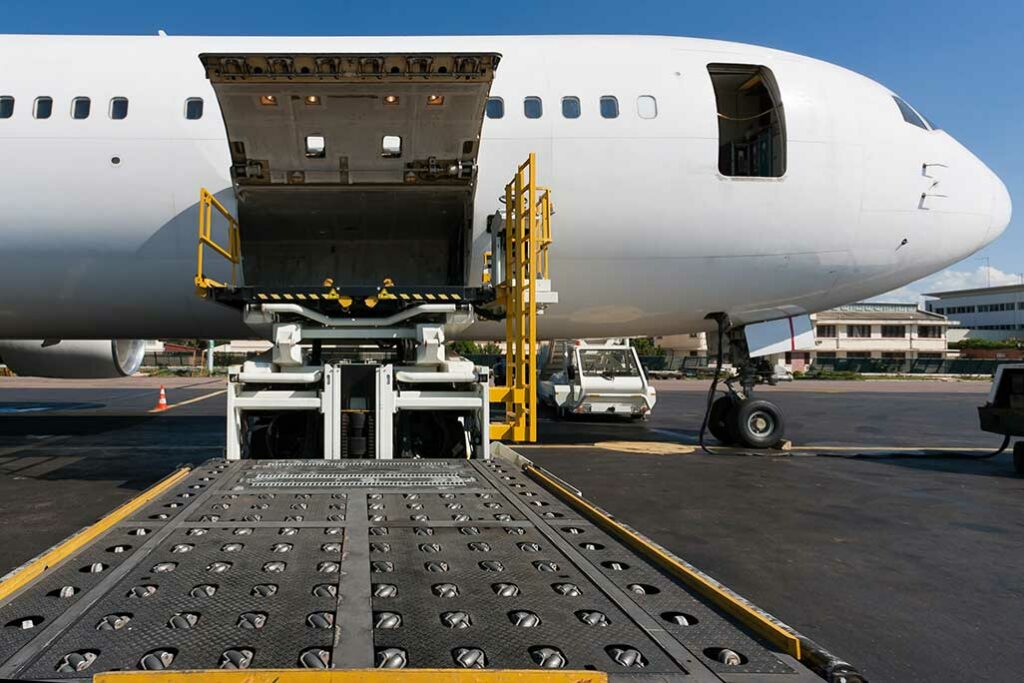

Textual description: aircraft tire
[708,395,738,445]
[733,398,785,449]
[1013,441,1024,478]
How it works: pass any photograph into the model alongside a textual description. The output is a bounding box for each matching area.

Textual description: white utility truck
[539,340,657,419]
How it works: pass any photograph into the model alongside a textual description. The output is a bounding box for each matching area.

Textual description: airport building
[924,284,1024,341]
[658,303,953,371]
[793,302,952,370]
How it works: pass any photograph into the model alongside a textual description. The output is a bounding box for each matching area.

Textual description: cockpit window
[892,96,929,130]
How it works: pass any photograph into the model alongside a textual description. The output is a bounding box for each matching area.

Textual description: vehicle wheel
[708,395,737,444]
[732,398,785,449]
[1013,442,1024,478]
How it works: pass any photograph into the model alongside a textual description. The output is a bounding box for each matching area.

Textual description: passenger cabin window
[485,97,504,119]
[34,97,52,119]
[185,98,204,120]
[523,96,543,119]
[636,95,657,119]
[600,95,619,119]
[708,64,786,177]
[892,96,929,130]
[0,96,13,119]
[71,97,91,119]
[109,97,129,120]
[561,96,581,119]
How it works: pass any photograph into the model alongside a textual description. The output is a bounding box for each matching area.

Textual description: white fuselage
[0,35,1011,340]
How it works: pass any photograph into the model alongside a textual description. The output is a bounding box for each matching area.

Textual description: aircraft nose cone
[990,173,1013,241]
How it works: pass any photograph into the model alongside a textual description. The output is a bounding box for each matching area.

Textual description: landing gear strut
[705,323,787,449]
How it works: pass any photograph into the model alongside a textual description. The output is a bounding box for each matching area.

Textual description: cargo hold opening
[237,188,469,288]
[199,52,500,291]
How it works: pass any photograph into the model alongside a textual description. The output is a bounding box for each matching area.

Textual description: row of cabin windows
[0,96,205,120]
[485,95,655,120]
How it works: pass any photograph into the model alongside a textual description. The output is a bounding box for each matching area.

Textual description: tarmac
[0,376,1021,682]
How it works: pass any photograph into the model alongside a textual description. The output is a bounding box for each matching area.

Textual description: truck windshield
[580,349,639,377]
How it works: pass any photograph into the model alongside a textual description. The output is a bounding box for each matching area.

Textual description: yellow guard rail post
[195,188,241,294]
[489,153,551,443]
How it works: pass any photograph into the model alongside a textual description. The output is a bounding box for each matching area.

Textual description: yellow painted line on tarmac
[150,389,227,414]
[513,442,997,455]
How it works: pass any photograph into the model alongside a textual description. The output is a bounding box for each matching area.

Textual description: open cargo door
[199,52,500,301]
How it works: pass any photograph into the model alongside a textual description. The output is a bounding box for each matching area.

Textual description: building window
[523,96,543,119]
[636,95,657,119]
[847,325,872,338]
[185,98,204,120]
[917,352,942,359]
[881,325,906,338]
[816,352,836,359]
[882,352,906,360]
[71,97,91,119]
[917,326,942,338]
[561,96,581,119]
[846,352,872,359]
[485,97,504,119]
[816,324,836,338]
[109,97,129,120]
[0,96,14,118]
[34,96,52,119]
[708,64,786,177]
[600,95,619,119]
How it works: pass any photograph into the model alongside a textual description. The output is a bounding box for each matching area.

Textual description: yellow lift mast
[489,153,553,444]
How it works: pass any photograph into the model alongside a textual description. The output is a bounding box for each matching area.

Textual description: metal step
[0,458,823,681]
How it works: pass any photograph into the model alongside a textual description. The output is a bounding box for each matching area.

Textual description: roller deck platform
[0,452,834,682]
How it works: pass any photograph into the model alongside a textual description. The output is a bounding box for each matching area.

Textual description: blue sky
[6,0,1021,300]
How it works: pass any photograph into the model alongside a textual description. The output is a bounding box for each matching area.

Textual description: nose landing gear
[703,320,787,450]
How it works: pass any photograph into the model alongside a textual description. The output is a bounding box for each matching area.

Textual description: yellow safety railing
[536,186,553,280]
[195,188,241,294]
[489,153,552,443]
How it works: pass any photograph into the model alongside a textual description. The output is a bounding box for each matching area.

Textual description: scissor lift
[190,52,555,458]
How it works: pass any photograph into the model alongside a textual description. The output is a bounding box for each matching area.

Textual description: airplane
[0,33,1012,448]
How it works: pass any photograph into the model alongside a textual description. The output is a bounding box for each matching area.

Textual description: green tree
[449,340,481,356]
[630,337,665,357]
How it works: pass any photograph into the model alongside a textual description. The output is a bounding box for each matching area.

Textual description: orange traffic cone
[153,386,169,412]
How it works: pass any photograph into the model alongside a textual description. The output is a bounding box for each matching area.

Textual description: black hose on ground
[699,315,728,455]
[817,434,1010,461]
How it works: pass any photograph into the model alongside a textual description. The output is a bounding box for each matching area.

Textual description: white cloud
[873,266,1022,304]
